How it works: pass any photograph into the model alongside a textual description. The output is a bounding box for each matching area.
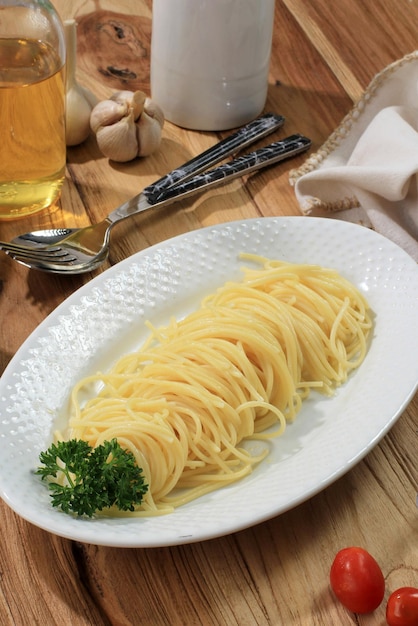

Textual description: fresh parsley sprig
[36,438,148,517]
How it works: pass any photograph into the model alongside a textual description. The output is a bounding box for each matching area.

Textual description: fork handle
[143,112,285,202]
[106,134,311,225]
[150,134,311,206]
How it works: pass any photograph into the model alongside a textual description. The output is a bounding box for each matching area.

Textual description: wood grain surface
[0,1,417,624]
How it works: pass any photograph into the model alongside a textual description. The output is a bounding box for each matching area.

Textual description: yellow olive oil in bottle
[0,1,66,219]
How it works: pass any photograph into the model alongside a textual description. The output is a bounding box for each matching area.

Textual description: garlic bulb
[64,19,98,146]
[90,90,164,162]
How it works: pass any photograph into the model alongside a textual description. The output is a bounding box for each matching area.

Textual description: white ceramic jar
[150,0,275,131]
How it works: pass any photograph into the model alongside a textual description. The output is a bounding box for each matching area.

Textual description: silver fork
[11,113,285,250]
[4,112,285,264]
[5,128,311,274]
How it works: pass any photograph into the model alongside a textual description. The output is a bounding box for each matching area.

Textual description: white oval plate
[1,217,417,547]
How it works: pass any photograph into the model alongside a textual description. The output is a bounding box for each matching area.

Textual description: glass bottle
[0,0,66,219]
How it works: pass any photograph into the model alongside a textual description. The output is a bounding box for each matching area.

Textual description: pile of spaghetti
[66,255,372,514]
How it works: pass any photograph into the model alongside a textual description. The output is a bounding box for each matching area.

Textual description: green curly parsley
[36,438,148,517]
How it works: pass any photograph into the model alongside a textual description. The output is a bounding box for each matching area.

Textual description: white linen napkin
[290,51,418,261]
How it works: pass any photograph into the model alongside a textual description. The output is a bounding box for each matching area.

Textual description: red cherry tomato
[386,587,418,626]
[330,547,385,614]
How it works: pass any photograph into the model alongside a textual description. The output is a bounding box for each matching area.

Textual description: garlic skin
[66,87,94,147]
[92,107,139,162]
[90,90,164,162]
[64,19,98,146]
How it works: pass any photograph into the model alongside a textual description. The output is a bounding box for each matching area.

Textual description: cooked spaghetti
[65,255,372,514]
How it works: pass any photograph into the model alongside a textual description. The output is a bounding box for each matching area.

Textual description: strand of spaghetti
[236,400,287,438]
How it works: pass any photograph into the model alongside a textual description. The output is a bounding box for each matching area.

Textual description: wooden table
[1,1,417,624]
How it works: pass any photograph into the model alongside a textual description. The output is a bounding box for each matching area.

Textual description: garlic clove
[90,99,128,133]
[108,90,146,121]
[95,111,139,162]
[66,87,94,146]
[144,97,165,128]
[79,84,99,109]
[136,97,164,156]
[136,111,163,157]
[110,90,136,105]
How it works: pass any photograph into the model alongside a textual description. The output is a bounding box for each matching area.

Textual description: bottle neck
[0,1,65,62]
